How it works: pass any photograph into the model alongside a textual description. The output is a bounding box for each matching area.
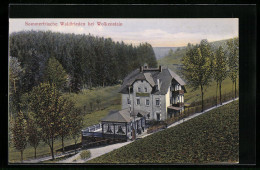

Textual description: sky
[9,18,238,47]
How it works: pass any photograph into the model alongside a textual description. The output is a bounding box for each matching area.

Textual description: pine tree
[12,111,27,162]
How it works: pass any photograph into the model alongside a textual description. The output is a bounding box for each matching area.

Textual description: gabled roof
[119,66,186,95]
[101,109,149,123]
[101,109,131,123]
[168,68,186,86]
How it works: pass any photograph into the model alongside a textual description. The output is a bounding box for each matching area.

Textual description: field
[185,77,238,104]
[88,100,239,164]
[9,85,122,163]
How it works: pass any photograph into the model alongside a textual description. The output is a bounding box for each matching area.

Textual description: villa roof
[119,66,186,95]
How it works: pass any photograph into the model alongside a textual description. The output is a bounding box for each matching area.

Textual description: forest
[9,30,157,114]
[9,30,157,161]
[9,30,157,92]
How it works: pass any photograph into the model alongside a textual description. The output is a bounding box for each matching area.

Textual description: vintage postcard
[8,18,239,164]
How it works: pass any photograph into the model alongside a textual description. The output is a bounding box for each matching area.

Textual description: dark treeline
[9,30,157,93]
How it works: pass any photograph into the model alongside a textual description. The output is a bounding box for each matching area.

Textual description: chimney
[159,65,162,72]
[157,79,160,91]
[140,66,143,72]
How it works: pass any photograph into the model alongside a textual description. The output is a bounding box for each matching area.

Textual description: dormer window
[138,87,141,92]
[145,87,147,92]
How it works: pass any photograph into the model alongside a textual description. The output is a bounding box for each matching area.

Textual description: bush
[80,150,91,160]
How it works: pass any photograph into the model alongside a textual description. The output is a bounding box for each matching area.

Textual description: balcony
[172,90,184,95]
[172,102,184,107]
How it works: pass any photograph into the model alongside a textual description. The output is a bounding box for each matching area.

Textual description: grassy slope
[185,77,238,104]
[9,85,122,163]
[158,38,239,104]
[157,48,185,73]
[88,100,239,164]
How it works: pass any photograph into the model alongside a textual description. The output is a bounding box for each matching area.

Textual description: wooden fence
[165,91,239,126]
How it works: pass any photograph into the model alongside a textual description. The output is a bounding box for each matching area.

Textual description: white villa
[119,64,187,121]
[82,64,187,143]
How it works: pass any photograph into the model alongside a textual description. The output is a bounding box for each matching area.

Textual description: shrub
[80,150,91,160]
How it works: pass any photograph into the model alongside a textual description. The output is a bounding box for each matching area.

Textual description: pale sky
[9,18,238,47]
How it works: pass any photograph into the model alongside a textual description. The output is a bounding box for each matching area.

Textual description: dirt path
[59,141,133,163]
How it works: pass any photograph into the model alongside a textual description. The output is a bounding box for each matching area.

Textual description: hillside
[88,100,239,164]
[153,47,184,60]
[157,38,233,74]
[9,85,122,162]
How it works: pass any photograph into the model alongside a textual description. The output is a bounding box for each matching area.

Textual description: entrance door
[156,113,160,121]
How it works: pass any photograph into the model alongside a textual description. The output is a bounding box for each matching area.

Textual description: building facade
[119,65,186,121]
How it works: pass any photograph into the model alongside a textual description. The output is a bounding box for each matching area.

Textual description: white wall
[121,80,168,121]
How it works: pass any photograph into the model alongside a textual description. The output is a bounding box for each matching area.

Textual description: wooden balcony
[172,90,184,95]
[172,102,184,107]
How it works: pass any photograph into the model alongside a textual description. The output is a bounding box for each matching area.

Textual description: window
[147,112,150,119]
[138,87,141,92]
[107,124,112,133]
[136,98,140,105]
[156,98,160,106]
[146,99,150,106]
[127,98,131,104]
[145,87,147,92]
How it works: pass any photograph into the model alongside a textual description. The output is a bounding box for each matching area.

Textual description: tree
[57,97,76,153]
[12,111,27,162]
[182,40,213,111]
[29,83,62,160]
[212,46,228,105]
[44,57,68,91]
[96,97,101,110]
[9,56,23,117]
[27,114,41,159]
[89,101,94,112]
[69,108,83,154]
[9,56,23,94]
[227,38,239,98]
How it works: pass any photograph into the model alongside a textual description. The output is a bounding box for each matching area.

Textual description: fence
[82,123,101,133]
[166,91,239,126]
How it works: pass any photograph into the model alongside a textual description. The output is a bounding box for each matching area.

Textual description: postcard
[8,18,240,164]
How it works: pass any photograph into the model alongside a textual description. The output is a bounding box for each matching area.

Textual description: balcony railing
[172,90,184,95]
[172,102,184,107]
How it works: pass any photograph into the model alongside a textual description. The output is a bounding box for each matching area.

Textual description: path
[59,141,133,163]
[23,149,80,163]
[25,98,239,163]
